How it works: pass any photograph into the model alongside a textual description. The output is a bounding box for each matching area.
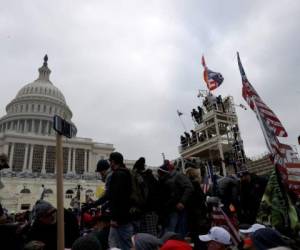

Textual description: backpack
[130,170,149,212]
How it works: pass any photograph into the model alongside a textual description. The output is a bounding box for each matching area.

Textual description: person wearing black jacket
[157,161,193,237]
[185,168,210,250]
[132,157,160,236]
[107,152,133,250]
[239,171,268,224]
[26,201,79,250]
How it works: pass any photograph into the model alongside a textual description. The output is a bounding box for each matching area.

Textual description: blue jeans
[165,210,187,237]
[109,223,133,250]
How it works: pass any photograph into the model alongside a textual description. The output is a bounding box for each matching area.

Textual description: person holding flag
[236,52,300,237]
[201,55,224,91]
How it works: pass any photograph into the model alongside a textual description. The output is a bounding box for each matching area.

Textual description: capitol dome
[0,55,76,136]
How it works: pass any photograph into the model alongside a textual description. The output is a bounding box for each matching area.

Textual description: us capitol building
[0,55,135,212]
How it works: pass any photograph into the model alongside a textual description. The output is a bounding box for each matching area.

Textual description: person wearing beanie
[160,239,192,250]
[72,236,102,250]
[250,228,288,250]
[157,160,193,237]
[133,157,146,172]
[131,233,162,250]
[32,200,56,225]
[132,157,160,236]
[27,200,79,250]
[24,241,46,250]
[107,152,133,250]
[84,159,112,212]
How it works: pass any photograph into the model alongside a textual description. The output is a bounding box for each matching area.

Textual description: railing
[1,170,100,180]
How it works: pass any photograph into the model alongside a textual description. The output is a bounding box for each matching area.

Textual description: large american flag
[211,206,241,246]
[237,52,300,197]
[202,55,224,91]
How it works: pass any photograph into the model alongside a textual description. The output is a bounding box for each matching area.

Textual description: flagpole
[252,98,273,154]
[178,115,187,132]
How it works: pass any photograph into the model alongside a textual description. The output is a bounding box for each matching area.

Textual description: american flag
[237,52,300,197]
[237,53,287,137]
[201,55,224,91]
[211,206,241,246]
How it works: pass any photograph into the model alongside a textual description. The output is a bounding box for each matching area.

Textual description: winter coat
[140,169,160,212]
[158,171,193,215]
[186,178,209,234]
[26,209,79,250]
[107,167,132,224]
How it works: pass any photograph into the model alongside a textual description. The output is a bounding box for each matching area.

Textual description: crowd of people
[180,93,228,149]
[0,152,298,250]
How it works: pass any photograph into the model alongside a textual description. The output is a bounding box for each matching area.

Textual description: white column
[9,143,15,167]
[72,149,76,173]
[28,144,34,171]
[22,144,29,172]
[17,120,20,132]
[32,120,35,133]
[86,150,90,173]
[46,121,50,135]
[41,146,47,174]
[24,120,28,133]
[84,150,87,173]
[88,150,92,172]
[38,120,42,134]
[67,148,71,173]
[3,143,9,155]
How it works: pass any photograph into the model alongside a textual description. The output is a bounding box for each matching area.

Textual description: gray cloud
[0,0,299,165]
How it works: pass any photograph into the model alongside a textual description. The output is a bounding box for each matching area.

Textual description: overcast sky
[1,0,299,166]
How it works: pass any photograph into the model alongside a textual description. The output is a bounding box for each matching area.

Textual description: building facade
[0,55,134,212]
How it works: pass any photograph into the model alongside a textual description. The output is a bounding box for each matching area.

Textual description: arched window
[20,188,31,194]
[65,189,74,199]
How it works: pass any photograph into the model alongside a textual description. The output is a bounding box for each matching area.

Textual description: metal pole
[178,116,187,132]
[215,115,226,176]
[161,153,166,162]
[56,133,64,250]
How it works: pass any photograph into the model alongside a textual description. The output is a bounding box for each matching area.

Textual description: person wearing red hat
[160,239,192,250]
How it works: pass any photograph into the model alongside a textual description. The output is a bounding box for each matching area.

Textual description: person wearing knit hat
[32,200,56,224]
[72,236,102,250]
[250,228,288,250]
[96,159,110,179]
[160,239,192,250]
[131,233,162,250]
[133,157,146,172]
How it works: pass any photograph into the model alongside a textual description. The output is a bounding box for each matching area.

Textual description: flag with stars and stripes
[237,52,299,231]
[237,53,287,137]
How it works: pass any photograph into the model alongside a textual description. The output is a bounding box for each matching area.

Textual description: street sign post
[53,115,76,250]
